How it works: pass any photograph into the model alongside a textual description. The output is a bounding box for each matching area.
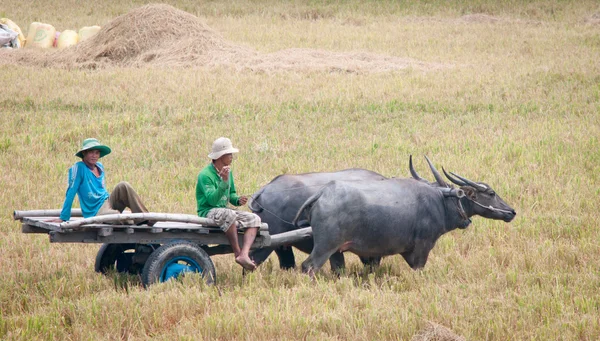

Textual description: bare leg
[224,221,242,256]
[224,222,257,270]
[237,227,258,271]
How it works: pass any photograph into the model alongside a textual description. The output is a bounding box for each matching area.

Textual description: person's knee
[115,181,132,190]
[241,212,261,229]
[219,210,237,232]
[224,220,237,233]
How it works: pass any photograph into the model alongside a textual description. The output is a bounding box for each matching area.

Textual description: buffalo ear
[463,187,477,200]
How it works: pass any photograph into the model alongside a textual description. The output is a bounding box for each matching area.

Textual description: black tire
[141,242,216,288]
[95,243,138,274]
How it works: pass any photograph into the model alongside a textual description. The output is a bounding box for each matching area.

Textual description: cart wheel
[141,242,216,287]
[95,243,156,275]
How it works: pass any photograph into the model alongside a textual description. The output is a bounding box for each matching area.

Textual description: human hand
[219,166,231,181]
[238,196,248,206]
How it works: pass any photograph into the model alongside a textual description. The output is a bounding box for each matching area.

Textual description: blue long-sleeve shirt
[59,161,109,221]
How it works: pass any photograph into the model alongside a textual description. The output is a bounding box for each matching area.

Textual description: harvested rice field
[1,1,599,340]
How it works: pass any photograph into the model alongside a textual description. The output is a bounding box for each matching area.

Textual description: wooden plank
[98,228,113,237]
[59,213,270,231]
[21,214,267,231]
[21,217,213,233]
[201,245,234,256]
[60,213,218,230]
[267,227,313,248]
[22,224,51,234]
[48,230,270,249]
[67,223,211,232]
[21,218,62,232]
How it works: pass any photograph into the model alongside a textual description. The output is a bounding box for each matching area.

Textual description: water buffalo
[295,157,516,274]
[248,169,386,270]
[294,176,470,274]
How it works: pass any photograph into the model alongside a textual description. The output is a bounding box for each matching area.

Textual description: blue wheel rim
[160,256,203,282]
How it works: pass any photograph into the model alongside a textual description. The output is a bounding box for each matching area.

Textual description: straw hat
[75,138,111,158]
[208,137,239,160]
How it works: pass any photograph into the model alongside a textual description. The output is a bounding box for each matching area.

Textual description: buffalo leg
[359,256,382,271]
[329,252,346,275]
[274,246,296,269]
[301,242,342,276]
[401,243,433,270]
[249,247,274,268]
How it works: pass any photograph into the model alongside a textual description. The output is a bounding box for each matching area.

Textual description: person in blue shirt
[54,138,153,225]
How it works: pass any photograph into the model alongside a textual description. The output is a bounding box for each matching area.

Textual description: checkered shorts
[206,208,261,232]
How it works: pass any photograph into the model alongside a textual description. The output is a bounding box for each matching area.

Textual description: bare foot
[235,255,257,271]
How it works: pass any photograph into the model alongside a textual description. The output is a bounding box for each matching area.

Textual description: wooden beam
[20,218,62,232]
[267,227,313,248]
[98,227,113,237]
[60,213,218,230]
[48,230,270,249]
[201,245,234,256]
[14,209,83,220]
[22,224,50,234]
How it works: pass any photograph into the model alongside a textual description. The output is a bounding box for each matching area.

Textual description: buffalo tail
[292,188,325,228]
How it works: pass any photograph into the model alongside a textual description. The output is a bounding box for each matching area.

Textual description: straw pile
[411,321,467,341]
[585,12,600,25]
[0,4,440,73]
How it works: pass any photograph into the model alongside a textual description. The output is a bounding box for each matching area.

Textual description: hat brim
[208,147,239,160]
[75,145,111,158]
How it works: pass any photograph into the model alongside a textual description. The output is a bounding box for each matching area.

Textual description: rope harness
[469,198,513,214]
[456,198,469,221]
[249,197,297,225]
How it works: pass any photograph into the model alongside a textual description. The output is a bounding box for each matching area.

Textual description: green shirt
[196,163,240,217]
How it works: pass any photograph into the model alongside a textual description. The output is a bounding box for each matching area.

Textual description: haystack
[59,3,255,68]
[0,3,438,73]
[411,321,467,341]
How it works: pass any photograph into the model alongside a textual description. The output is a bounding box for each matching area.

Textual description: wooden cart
[15,209,312,287]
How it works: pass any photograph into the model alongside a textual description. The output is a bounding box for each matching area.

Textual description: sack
[79,26,101,42]
[56,30,78,48]
[0,18,25,47]
[0,23,19,48]
[26,23,55,48]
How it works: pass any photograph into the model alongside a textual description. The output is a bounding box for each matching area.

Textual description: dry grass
[1,0,599,340]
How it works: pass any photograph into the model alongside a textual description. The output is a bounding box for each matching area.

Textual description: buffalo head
[409,155,517,223]
[442,168,516,222]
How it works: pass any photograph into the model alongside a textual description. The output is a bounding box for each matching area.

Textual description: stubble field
[1,1,599,340]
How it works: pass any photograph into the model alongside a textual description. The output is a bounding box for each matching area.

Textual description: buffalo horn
[424,156,448,187]
[450,172,486,191]
[409,155,424,181]
[443,167,466,186]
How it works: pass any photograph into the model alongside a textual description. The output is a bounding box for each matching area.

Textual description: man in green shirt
[196,137,260,271]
